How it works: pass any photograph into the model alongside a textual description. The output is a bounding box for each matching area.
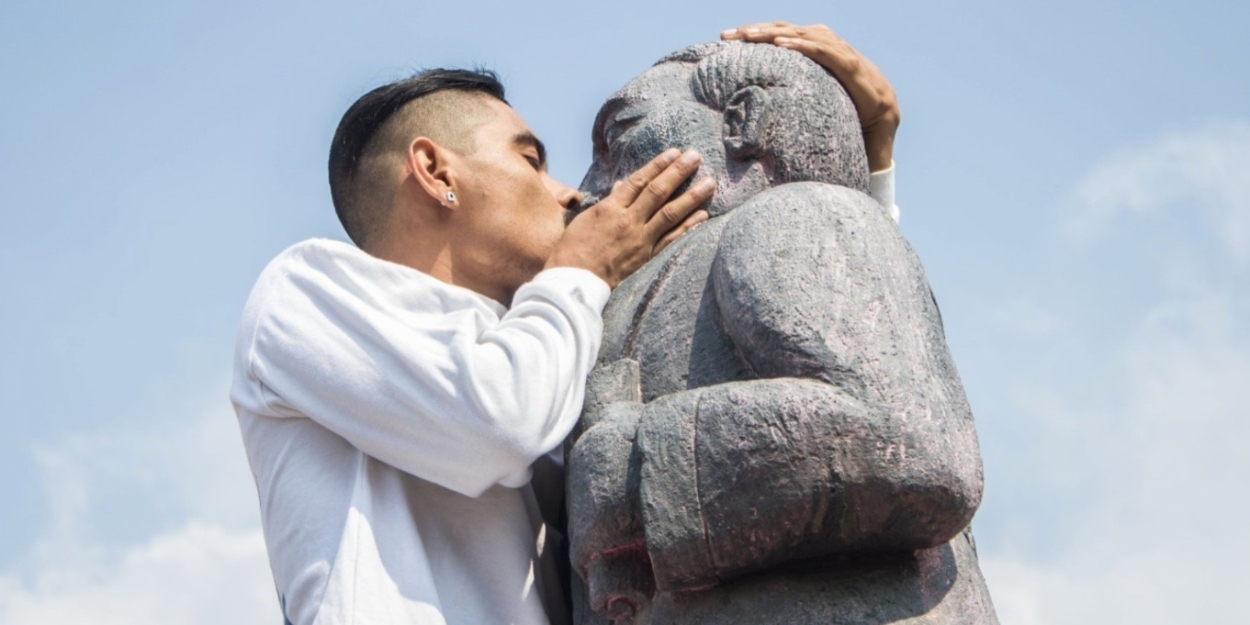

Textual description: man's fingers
[645,177,714,242]
[614,148,681,204]
[721,21,798,40]
[722,22,856,78]
[653,209,709,255]
[772,36,848,76]
[772,36,821,54]
[722,24,870,97]
[723,19,900,173]
[723,22,835,44]
[761,26,899,132]
[726,25,801,42]
[632,150,702,218]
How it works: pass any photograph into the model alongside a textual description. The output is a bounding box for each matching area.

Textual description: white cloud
[1064,119,1250,261]
[0,389,280,625]
[980,121,1250,622]
[984,541,1246,625]
[0,523,276,625]
[985,290,1250,624]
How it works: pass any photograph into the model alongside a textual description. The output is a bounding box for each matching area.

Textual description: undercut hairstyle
[659,42,869,193]
[328,69,507,247]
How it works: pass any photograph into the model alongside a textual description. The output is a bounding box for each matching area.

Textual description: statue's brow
[594,96,631,133]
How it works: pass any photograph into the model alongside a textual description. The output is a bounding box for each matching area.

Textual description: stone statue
[564,41,999,624]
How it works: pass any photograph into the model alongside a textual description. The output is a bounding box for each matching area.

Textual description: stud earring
[446,191,456,204]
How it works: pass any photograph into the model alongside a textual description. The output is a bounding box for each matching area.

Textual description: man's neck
[368,234,512,308]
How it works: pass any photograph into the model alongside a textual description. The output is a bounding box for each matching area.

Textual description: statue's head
[579,41,869,216]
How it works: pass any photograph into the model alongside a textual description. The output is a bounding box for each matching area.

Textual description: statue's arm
[634,378,977,591]
[635,183,984,591]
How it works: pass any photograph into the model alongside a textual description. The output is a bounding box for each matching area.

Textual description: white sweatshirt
[230,168,897,625]
[231,239,609,625]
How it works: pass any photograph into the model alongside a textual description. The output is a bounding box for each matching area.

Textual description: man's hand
[722,22,900,172]
[546,149,712,288]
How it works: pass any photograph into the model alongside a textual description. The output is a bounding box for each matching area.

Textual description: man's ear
[405,137,459,208]
[723,85,771,162]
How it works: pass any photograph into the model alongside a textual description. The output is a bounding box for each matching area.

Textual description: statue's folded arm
[636,377,979,593]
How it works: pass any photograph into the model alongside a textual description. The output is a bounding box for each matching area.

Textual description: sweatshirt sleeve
[868,161,900,223]
[239,245,610,498]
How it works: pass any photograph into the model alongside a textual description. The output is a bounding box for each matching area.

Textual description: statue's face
[579,61,769,216]
[580,43,868,216]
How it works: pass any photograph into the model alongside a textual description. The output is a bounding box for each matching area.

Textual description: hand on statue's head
[721,20,900,172]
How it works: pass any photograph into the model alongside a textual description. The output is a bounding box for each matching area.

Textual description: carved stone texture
[566,41,998,624]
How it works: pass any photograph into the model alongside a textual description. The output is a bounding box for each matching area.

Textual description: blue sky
[1,0,1247,622]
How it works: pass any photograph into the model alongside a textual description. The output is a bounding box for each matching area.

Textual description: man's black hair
[328,68,507,246]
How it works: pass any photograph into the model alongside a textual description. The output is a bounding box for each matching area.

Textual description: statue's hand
[722,21,900,173]
[586,546,654,624]
[567,403,655,621]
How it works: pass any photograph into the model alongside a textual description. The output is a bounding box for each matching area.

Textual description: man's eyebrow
[513,132,547,167]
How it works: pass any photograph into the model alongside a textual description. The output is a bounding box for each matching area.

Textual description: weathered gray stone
[566,41,998,624]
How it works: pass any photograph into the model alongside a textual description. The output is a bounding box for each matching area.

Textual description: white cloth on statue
[870,161,900,223]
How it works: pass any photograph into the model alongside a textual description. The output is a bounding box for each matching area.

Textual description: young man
[230,22,899,625]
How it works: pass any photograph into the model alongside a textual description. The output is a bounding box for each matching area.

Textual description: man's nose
[549,179,584,212]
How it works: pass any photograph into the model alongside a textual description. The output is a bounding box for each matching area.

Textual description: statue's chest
[598,220,753,401]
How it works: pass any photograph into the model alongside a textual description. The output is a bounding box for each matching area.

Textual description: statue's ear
[723,85,771,162]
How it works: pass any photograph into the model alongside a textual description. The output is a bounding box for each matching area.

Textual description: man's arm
[238,246,610,498]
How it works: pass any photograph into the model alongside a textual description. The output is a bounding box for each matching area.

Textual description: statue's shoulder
[717,181,902,260]
[711,180,933,336]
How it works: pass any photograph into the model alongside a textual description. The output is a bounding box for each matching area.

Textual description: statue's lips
[572,193,600,217]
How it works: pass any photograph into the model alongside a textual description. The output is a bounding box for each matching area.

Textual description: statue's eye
[603,113,643,147]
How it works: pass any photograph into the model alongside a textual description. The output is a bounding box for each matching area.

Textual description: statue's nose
[575,192,603,214]
[577,160,622,213]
